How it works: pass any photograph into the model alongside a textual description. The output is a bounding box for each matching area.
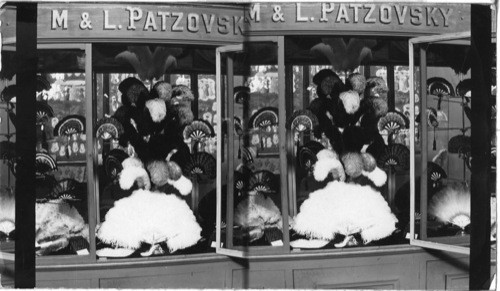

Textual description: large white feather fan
[97,189,202,252]
[429,182,470,229]
[293,181,397,245]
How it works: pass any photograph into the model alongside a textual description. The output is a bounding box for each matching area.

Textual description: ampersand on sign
[272,5,285,22]
[80,12,93,29]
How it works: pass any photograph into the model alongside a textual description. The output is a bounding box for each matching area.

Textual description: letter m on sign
[52,9,68,29]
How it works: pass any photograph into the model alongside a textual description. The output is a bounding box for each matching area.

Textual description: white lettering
[249,4,261,22]
[187,13,199,32]
[218,15,230,34]
[427,7,439,26]
[440,8,453,27]
[380,5,392,24]
[410,7,423,25]
[202,14,215,33]
[144,11,158,31]
[320,3,335,22]
[126,7,143,30]
[157,11,170,31]
[395,5,408,25]
[364,4,376,23]
[103,10,117,30]
[52,9,68,29]
[350,4,362,23]
[336,4,349,23]
[171,12,184,31]
[233,16,244,35]
[296,3,308,22]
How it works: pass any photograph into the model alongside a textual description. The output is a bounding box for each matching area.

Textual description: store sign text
[51,7,245,35]
[246,3,454,27]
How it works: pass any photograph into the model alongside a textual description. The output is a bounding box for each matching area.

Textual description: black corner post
[470,3,492,290]
[14,2,37,288]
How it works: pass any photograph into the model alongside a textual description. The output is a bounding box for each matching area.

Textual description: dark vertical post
[470,4,491,290]
[387,64,395,110]
[14,2,37,288]
[190,73,199,119]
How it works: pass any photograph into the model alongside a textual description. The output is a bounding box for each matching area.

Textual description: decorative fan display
[36,101,54,124]
[234,86,250,104]
[455,79,472,99]
[377,111,408,133]
[249,107,279,129]
[286,109,319,133]
[95,117,124,141]
[183,152,216,180]
[427,77,454,98]
[240,147,256,165]
[234,170,249,197]
[429,182,471,231]
[297,141,324,174]
[35,152,57,175]
[426,108,439,128]
[448,135,471,154]
[54,115,85,136]
[104,149,129,180]
[51,178,80,201]
[377,144,410,172]
[248,170,276,193]
[234,116,244,136]
[36,75,51,92]
[427,161,447,189]
[183,119,215,141]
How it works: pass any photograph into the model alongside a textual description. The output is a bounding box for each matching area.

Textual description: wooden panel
[99,270,225,289]
[293,260,414,289]
[231,269,286,289]
[425,257,469,289]
[37,279,92,288]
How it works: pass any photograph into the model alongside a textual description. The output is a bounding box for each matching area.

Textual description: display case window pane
[35,50,90,257]
[93,44,218,259]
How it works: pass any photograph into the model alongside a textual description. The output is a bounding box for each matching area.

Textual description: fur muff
[97,189,202,252]
[119,166,151,190]
[339,90,360,114]
[341,152,363,178]
[147,160,170,187]
[314,150,345,182]
[292,181,397,244]
[151,81,173,101]
[145,98,167,123]
[347,73,366,96]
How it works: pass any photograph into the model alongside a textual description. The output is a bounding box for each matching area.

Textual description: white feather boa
[293,181,397,244]
[97,189,201,252]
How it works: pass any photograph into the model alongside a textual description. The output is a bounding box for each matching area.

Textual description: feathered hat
[119,156,151,191]
[146,149,193,196]
[313,149,345,182]
[118,77,149,109]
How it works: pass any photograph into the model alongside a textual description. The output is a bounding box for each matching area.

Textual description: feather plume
[314,150,345,182]
[146,98,167,123]
[429,182,471,229]
[168,175,193,196]
[311,38,376,72]
[339,90,360,114]
[122,157,144,169]
[293,181,397,244]
[116,46,180,81]
[97,189,201,252]
[362,167,387,187]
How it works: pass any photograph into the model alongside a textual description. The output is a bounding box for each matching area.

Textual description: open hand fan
[448,135,471,155]
[248,170,276,193]
[427,77,454,98]
[240,147,256,165]
[183,119,215,141]
[427,161,447,189]
[104,149,129,180]
[297,141,324,175]
[429,182,470,231]
[234,86,250,104]
[286,110,319,133]
[456,79,472,99]
[377,144,410,172]
[95,117,124,141]
[36,152,57,175]
[183,152,216,180]
[36,101,54,124]
[51,178,81,201]
[54,115,85,136]
[378,111,408,133]
[249,107,279,129]
[36,75,51,92]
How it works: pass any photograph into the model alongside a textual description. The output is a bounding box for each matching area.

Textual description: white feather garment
[313,156,345,182]
[429,183,471,229]
[35,200,86,242]
[234,193,282,230]
[122,157,144,169]
[146,98,167,123]
[119,166,151,190]
[293,181,397,243]
[97,189,201,252]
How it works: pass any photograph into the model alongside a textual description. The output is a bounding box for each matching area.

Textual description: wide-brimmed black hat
[312,69,340,86]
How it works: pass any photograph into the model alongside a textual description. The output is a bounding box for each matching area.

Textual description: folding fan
[286,109,319,133]
[377,111,408,133]
[429,182,471,232]
[248,170,276,193]
[95,117,124,141]
[104,149,129,180]
[36,101,54,124]
[54,115,86,136]
[455,79,472,99]
[240,147,256,165]
[35,152,57,175]
[427,77,454,98]
[51,178,81,201]
[297,141,324,175]
[377,144,410,172]
[36,75,51,92]
[448,135,471,155]
[427,161,447,189]
[183,152,217,180]
[249,107,279,129]
[183,119,215,141]
[234,86,250,104]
